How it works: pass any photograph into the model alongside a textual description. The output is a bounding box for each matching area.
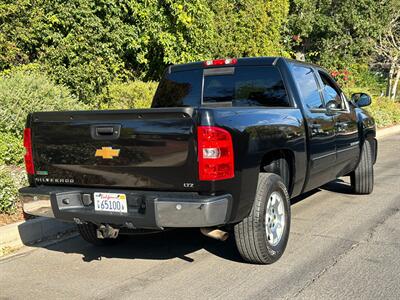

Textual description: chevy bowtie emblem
[95,147,120,159]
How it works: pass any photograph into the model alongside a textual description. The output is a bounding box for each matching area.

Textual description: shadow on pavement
[38,227,243,264]
[320,178,354,194]
[291,178,353,205]
[29,178,352,264]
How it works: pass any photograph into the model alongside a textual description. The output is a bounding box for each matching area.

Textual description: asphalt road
[1,134,399,300]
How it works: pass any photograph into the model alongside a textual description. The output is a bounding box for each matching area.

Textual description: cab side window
[318,71,345,110]
[292,65,324,110]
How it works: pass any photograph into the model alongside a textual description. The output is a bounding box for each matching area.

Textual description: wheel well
[260,149,295,195]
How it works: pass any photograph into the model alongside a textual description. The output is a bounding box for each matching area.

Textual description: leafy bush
[350,64,386,95]
[366,97,400,128]
[0,68,87,137]
[338,64,386,96]
[0,133,24,166]
[0,166,26,214]
[97,81,158,110]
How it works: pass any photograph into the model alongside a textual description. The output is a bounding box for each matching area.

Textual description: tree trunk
[386,63,395,97]
[391,66,400,101]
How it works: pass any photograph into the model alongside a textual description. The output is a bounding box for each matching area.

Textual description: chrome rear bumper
[19,186,232,228]
[20,192,54,218]
[154,197,229,227]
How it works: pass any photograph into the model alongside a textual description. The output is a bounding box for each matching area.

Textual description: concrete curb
[376,125,400,139]
[0,124,399,255]
[0,217,75,251]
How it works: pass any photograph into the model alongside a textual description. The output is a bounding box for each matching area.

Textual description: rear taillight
[23,128,35,175]
[197,126,234,181]
[203,58,237,67]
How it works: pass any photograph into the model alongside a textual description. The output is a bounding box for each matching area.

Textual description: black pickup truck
[20,57,376,264]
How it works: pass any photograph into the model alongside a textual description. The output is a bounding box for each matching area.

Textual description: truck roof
[169,57,320,73]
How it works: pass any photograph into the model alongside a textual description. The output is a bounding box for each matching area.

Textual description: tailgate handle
[96,127,114,135]
[91,124,121,140]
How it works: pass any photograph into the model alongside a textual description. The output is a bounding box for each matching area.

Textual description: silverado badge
[95,147,120,159]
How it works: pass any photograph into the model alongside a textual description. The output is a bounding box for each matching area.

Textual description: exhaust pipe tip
[200,228,229,241]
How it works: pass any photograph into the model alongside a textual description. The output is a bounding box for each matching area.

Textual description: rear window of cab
[152,66,290,108]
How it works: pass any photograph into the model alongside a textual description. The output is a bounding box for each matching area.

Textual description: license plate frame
[94,192,128,213]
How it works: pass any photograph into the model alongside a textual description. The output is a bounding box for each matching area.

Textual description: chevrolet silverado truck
[19,57,376,264]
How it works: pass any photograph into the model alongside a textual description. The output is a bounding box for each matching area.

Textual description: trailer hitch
[96,224,119,239]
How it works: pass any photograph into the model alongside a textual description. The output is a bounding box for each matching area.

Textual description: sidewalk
[0,217,74,256]
[376,124,400,139]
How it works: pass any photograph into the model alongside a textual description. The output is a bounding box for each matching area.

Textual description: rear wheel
[351,141,374,194]
[77,223,120,246]
[234,173,290,264]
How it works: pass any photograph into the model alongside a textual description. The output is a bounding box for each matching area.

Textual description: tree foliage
[375,5,400,99]
[1,0,398,102]
[0,0,289,102]
[287,0,395,68]
[208,0,289,58]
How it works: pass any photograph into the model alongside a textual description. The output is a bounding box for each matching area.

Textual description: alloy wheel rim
[265,191,285,246]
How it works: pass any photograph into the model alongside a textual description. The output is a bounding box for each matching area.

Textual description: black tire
[77,223,119,246]
[234,173,291,264]
[351,140,374,194]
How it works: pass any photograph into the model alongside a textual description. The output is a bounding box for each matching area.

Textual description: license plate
[94,192,127,213]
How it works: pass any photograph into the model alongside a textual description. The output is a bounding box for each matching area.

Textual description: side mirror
[351,93,371,107]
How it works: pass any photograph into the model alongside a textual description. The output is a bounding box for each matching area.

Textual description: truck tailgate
[30,108,197,191]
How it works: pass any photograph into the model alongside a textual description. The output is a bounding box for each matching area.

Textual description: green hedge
[0,166,26,214]
[0,67,87,166]
[0,68,87,137]
[96,80,158,110]
[367,97,400,128]
[0,133,24,166]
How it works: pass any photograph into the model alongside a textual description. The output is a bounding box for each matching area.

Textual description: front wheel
[234,173,290,264]
[350,140,374,194]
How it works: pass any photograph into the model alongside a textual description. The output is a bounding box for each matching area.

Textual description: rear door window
[291,65,324,110]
